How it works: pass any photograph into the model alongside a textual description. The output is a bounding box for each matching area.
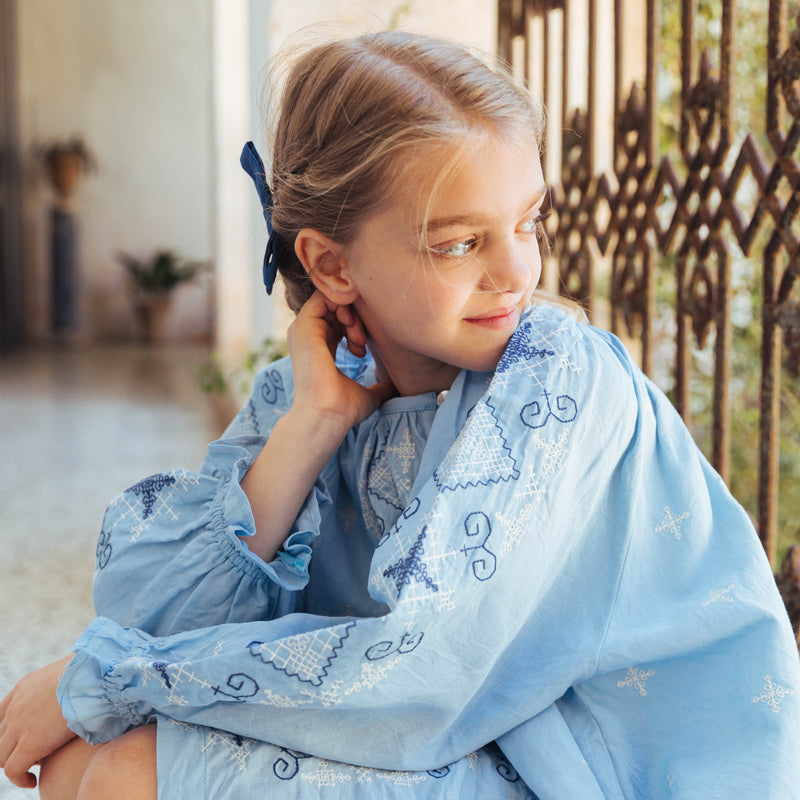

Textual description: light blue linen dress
[58,304,800,799]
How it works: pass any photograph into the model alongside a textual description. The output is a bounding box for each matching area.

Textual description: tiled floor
[0,342,221,798]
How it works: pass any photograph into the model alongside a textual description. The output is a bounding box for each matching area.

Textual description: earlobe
[294,228,359,304]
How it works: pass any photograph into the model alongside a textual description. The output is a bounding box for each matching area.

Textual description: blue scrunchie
[240,141,279,295]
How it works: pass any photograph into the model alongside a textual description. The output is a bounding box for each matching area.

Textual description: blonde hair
[268,31,545,312]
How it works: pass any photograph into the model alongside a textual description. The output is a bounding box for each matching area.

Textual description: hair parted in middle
[266,30,546,312]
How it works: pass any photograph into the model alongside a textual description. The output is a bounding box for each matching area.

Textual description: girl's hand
[240,292,394,562]
[0,655,76,789]
[287,291,395,433]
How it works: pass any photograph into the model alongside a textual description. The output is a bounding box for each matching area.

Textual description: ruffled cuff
[58,618,152,745]
[211,449,328,591]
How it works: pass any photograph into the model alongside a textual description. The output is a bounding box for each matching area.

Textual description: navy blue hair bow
[240,141,279,295]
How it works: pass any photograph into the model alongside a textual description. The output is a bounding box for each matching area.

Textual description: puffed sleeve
[92,358,332,635]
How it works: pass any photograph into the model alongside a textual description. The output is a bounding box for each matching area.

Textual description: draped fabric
[59,305,800,799]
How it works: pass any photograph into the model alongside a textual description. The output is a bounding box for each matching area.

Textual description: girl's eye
[519,210,552,236]
[430,237,479,258]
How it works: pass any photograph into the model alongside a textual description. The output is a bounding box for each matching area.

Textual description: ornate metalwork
[498,0,800,566]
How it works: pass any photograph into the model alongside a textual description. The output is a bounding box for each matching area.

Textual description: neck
[368,344,461,397]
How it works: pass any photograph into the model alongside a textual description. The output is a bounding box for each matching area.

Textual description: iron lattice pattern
[498,0,799,569]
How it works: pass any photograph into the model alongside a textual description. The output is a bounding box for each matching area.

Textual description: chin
[459,345,508,374]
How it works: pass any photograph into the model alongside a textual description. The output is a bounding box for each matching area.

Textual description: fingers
[335,304,368,357]
[0,721,38,789]
[2,751,38,789]
[299,291,369,358]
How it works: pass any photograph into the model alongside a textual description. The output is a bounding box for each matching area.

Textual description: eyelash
[430,211,552,258]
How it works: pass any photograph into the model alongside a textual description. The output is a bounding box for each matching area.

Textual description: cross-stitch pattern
[106,468,201,544]
[383,528,439,595]
[753,675,794,714]
[126,473,176,519]
[248,622,357,687]
[655,507,691,540]
[434,397,519,492]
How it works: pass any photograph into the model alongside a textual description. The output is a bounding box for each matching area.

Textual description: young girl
[1,30,799,800]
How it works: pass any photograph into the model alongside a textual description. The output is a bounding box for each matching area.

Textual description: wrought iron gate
[498,0,800,573]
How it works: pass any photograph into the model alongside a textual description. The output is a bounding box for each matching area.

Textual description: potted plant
[38,137,96,205]
[117,249,209,342]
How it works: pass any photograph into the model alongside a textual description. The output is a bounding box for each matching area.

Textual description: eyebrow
[423,184,550,234]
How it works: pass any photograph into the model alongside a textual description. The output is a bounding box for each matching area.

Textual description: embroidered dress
[59,305,800,799]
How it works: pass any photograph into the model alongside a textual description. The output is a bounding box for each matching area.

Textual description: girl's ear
[294,228,359,304]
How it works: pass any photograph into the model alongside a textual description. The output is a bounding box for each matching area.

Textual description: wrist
[281,403,356,449]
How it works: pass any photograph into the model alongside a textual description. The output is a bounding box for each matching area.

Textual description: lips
[464,306,520,329]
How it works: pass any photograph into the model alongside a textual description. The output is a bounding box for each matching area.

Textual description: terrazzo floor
[0,342,221,798]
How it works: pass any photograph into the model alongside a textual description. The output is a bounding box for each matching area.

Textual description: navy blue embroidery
[248,621,356,687]
[427,766,452,778]
[211,672,259,700]
[245,398,260,434]
[497,759,521,782]
[273,749,311,780]
[520,389,578,429]
[496,321,555,374]
[152,662,172,689]
[261,369,285,405]
[96,530,112,569]
[462,512,497,581]
[403,497,421,519]
[126,473,176,519]
[383,528,439,594]
[377,496,421,547]
[364,631,425,661]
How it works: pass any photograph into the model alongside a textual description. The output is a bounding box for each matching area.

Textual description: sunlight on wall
[15,0,495,351]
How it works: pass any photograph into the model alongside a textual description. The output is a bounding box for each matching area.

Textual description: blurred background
[2,1,799,795]
[0,3,493,796]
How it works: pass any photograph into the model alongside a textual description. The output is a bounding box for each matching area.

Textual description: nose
[481,236,541,295]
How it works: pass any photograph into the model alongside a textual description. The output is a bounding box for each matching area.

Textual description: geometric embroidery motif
[111,469,201,543]
[753,675,794,713]
[248,622,356,687]
[535,428,571,479]
[655,506,690,540]
[702,585,735,606]
[366,437,408,535]
[125,473,176,519]
[383,528,439,595]
[617,665,655,696]
[434,397,519,492]
[496,502,535,557]
[496,320,555,374]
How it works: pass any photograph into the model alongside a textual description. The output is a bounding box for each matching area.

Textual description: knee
[39,738,103,800]
[77,725,157,800]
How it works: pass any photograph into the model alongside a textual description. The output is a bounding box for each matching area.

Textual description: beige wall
[16,0,496,348]
[18,0,214,341]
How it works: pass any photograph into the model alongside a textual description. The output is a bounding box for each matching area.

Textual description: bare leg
[39,738,103,800]
[77,726,157,800]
